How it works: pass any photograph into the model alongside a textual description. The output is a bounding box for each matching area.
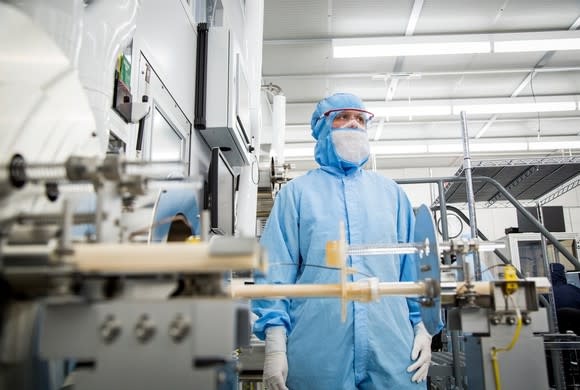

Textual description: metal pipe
[437,180,452,265]
[3,212,96,226]
[460,111,482,281]
[345,238,503,259]
[438,241,505,253]
[347,242,422,256]
[451,331,464,390]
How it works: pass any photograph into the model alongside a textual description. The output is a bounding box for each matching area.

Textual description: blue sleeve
[251,185,300,340]
[396,186,422,327]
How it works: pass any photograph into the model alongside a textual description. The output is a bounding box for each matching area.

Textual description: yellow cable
[490,295,522,390]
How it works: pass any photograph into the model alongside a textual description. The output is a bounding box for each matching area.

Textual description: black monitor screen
[208,147,235,235]
[517,206,565,233]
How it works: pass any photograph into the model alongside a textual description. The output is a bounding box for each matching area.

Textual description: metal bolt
[169,314,191,343]
[523,315,532,325]
[135,314,156,343]
[506,316,516,325]
[491,315,501,325]
[100,315,121,343]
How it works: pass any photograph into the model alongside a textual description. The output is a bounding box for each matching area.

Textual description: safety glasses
[322,108,375,129]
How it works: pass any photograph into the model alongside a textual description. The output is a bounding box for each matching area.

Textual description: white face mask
[331,129,370,165]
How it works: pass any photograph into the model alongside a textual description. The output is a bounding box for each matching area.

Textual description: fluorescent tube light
[452,101,577,115]
[365,97,579,119]
[471,142,528,152]
[528,141,580,150]
[371,144,428,154]
[495,37,580,53]
[492,31,580,53]
[368,105,452,118]
[334,42,490,58]
[332,31,580,58]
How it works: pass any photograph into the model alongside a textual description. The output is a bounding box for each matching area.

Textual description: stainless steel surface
[40,300,247,390]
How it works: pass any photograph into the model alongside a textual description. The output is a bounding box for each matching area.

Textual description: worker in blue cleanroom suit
[252,93,439,390]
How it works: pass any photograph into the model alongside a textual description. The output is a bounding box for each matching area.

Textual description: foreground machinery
[1,3,578,390]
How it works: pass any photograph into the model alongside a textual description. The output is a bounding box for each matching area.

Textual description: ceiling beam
[262,66,580,80]
[386,0,425,100]
[475,17,580,138]
[284,115,580,128]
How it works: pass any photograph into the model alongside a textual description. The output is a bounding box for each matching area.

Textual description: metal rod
[451,331,464,390]
[8,212,96,225]
[455,253,465,283]
[438,241,505,253]
[460,111,482,281]
[437,180,452,265]
[347,242,422,256]
[347,240,503,258]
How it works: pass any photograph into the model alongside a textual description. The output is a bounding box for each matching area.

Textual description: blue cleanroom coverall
[252,93,427,389]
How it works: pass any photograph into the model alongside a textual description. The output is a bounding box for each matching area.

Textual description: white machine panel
[203,27,252,167]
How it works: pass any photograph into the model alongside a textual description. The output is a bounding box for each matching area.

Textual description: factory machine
[0,158,556,390]
[0,1,264,389]
[0,2,575,390]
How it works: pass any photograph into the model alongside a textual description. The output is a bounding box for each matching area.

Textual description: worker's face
[332,110,369,129]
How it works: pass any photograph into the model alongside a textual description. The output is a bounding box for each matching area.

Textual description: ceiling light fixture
[527,140,580,150]
[451,101,577,115]
[369,105,452,118]
[365,97,579,119]
[333,36,490,58]
[493,31,580,53]
[333,30,580,58]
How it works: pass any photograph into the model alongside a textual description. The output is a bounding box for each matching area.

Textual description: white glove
[263,327,289,390]
[406,322,432,383]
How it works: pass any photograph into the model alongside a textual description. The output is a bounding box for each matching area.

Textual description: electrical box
[201,27,252,167]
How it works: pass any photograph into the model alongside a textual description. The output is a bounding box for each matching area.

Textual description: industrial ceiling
[261,0,580,175]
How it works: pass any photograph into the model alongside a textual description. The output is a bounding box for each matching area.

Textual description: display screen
[151,106,183,161]
[209,147,235,235]
[517,206,565,233]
